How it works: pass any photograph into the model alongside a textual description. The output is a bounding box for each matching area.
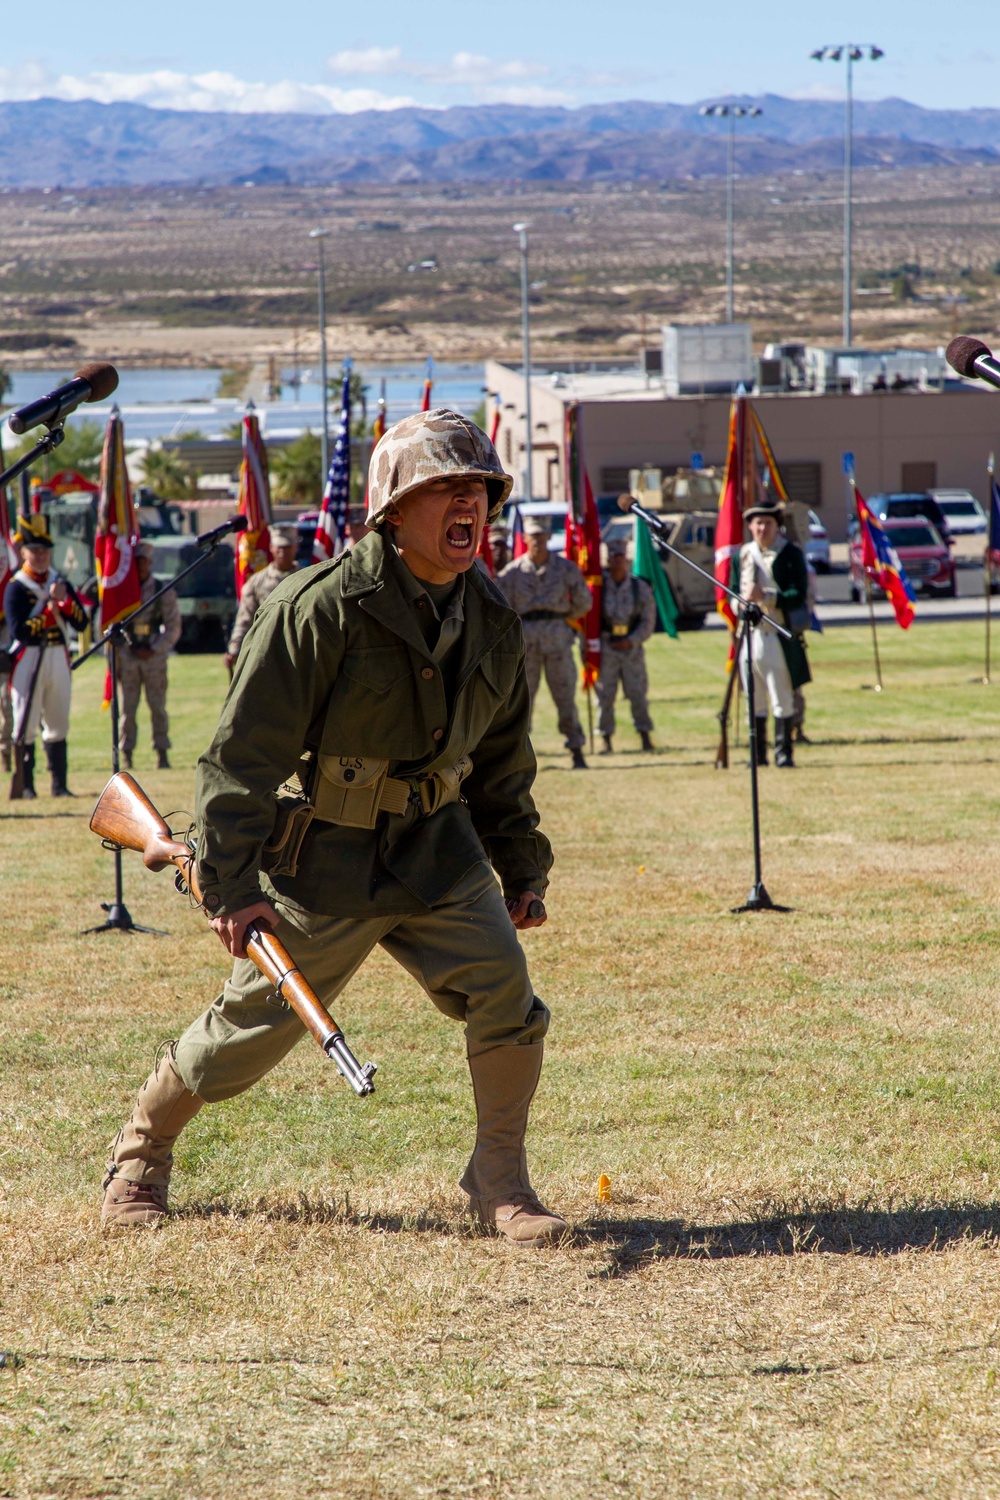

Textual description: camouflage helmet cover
[366,407,513,527]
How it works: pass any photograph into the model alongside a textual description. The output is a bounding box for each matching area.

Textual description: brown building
[485,360,1000,542]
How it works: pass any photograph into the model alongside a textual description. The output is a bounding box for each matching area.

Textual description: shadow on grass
[582,1202,1000,1279]
[175,1194,465,1236]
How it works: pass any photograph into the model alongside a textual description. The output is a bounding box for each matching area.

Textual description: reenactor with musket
[101,409,567,1247]
[497,517,592,769]
[4,514,89,797]
[596,537,656,754]
[117,539,182,770]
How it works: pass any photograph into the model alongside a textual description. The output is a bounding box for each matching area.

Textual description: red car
[850,518,956,601]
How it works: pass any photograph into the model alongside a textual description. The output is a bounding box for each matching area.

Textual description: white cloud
[0,64,416,114]
[327,47,404,76]
[326,47,553,90]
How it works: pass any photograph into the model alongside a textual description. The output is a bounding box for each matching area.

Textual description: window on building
[901,461,937,492]
[600,467,632,494]
[781,462,822,508]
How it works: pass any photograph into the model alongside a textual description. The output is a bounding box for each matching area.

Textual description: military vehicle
[599,467,724,629]
[142,536,237,652]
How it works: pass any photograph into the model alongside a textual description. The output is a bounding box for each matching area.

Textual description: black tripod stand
[620,496,793,915]
[72,527,236,935]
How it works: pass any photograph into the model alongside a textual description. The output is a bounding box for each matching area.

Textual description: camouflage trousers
[596,642,653,737]
[523,635,585,752]
[172,862,549,1102]
[117,650,171,753]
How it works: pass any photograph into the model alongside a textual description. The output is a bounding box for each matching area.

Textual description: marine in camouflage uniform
[224,526,300,667]
[596,537,656,753]
[102,409,567,1247]
[497,518,592,769]
[117,540,182,770]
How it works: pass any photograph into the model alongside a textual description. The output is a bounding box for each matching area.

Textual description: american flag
[314,363,352,561]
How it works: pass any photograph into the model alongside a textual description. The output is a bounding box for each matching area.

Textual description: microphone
[7,363,119,435]
[946,336,1000,390]
[195,515,248,548]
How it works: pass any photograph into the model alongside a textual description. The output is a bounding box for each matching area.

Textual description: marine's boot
[753,716,769,768]
[639,731,654,752]
[101,1045,204,1227]
[46,738,73,797]
[775,717,795,769]
[571,748,588,770]
[122,748,133,770]
[19,742,36,799]
[600,735,614,756]
[156,749,171,770]
[1,746,10,774]
[461,1042,568,1247]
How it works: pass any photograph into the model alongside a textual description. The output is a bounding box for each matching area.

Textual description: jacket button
[203,893,220,911]
[432,728,444,741]
[421,666,434,680]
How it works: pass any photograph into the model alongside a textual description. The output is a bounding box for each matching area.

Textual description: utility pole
[698,103,762,323]
[513,222,533,500]
[309,227,331,478]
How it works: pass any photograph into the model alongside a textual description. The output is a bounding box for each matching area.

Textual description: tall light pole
[699,103,762,323]
[309,227,331,479]
[513,221,533,500]
[810,44,884,348]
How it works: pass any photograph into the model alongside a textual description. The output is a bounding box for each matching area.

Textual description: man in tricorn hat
[4,513,89,797]
[102,409,566,1246]
[596,536,656,755]
[116,539,182,770]
[734,495,811,769]
[223,524,300,672]
[497,516,592,769]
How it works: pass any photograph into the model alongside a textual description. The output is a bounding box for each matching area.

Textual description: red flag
[235,406,272,598]
[0,436,18,600]
[714,395,752,633]
[489,394,501,444]
[421,357,433,412]
[511,504,527,558]
[564,404,601,689]
[95,408,142,707]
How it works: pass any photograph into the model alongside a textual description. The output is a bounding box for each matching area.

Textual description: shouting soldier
[102,409,567,1247]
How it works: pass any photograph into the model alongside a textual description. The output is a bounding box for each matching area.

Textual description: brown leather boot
[101,1045,204,1227]
[460,1041,567,1246]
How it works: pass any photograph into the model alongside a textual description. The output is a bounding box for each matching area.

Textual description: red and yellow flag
[420,357,433,412]
[95,408,142,706]
[235,405,272,598]
[565,404,601,689]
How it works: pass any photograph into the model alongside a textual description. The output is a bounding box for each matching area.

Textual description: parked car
[866,492,953,546]
[928,489,987,536]
[803,508,830,572]
[849,518,956,601]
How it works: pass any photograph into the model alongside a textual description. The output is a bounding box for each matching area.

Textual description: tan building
[485,360,1000,542]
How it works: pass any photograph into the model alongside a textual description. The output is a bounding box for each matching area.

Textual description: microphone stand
[72,534,234,935]
[623,497,792,914]
[0,425,65,490]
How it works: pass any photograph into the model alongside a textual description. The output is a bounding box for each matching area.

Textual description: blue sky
[3,1,998,113]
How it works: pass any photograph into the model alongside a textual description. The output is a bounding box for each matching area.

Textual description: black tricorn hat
[14,513,54,548]
[743,496,784,525]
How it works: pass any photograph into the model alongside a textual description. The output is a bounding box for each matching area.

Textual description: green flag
[633,518,679,638]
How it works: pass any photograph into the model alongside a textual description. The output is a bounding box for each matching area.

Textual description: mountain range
[1,95,998,189]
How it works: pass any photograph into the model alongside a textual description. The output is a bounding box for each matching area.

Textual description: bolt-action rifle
[89,772,377,1097]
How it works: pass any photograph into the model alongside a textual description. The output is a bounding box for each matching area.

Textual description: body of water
[4,363,488,443]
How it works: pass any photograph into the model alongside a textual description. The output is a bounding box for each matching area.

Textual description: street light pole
[811,44,884,348]
[309,227,331,479]
[699,103,762,323]
[513,221,533,500]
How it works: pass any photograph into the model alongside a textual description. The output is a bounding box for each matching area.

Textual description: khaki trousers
[173,862,549,1103]
[523,638,585,752]
[596,641,653,736]
[117,650,171,752]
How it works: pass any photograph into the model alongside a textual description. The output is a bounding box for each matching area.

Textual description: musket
[89,772,377,1097]
[714,657,741,771]
[9,645,45,799]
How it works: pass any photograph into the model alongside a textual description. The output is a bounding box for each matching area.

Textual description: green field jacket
[194,531,553,919]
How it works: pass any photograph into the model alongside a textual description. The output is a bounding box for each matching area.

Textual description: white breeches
[739,627,794,720]
[10,645,71,743]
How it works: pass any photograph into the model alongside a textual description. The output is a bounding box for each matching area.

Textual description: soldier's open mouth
[446,517,475,548]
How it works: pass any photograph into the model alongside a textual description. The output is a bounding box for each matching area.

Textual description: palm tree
[271,430,323,507]
[141,445,198,501]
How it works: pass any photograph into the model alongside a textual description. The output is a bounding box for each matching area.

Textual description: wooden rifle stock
[89,772,376,1096]
[714,660,740,771]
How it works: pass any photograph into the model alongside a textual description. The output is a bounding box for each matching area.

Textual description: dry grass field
[2,163,1000,374]
[5,619,1000,1497]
